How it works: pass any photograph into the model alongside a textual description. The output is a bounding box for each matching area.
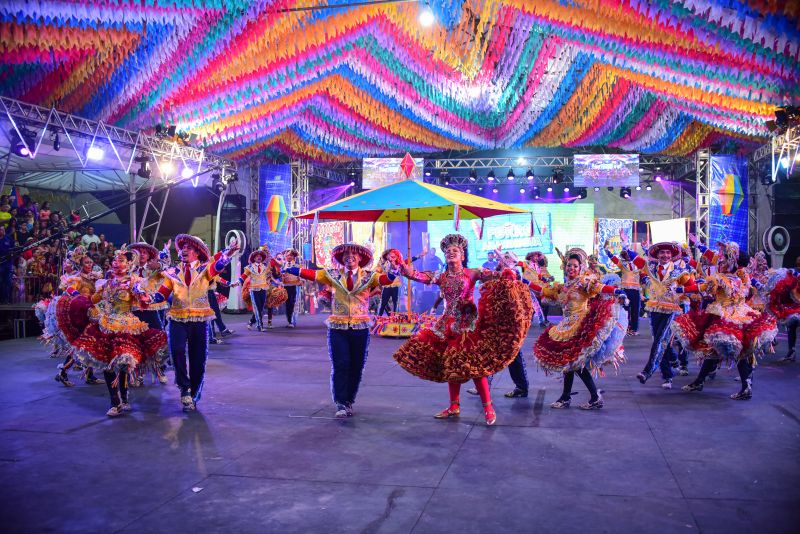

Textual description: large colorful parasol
[295,179,526,223]
[296,179,527,323]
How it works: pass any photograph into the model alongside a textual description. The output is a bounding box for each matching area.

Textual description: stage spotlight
[526,169,534,181]
[228,171,239,183]
[593,186,600,192]
[212,174,225,193]
[519,188,525,194]
[517,157,527,166]
[646,184,653,191]
[532,186,540,199]
[469,169,477,181]
[349,181,356,187]
[425,171,431,176]
[563,186,570,193]
[87,146,104,160]
[546,186,553,192]
[419,3,435,27]
[11,141,30,157]
[487,170,495,182]
[552,172,562,184]
[654,175,663,182]
[478,186,483,191]
[607,186,614,191]
[620,187,631,199]
[507,168,515,180]
[779,156,790,169]
[52,132,60,151]
[635,185,642,191]
[466,188,472,194]
[445,180,450,186]
[137,161,151,179]
[577,188,588,199]
[181,166,194,179]
[492,188,498,193]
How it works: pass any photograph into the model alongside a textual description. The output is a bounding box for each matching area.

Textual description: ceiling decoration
[1,0,797,162]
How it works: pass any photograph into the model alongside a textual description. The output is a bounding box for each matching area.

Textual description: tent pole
[406,209,412,315]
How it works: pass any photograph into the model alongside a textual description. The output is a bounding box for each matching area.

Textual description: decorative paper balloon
[716,172,745,216]
[265,195,289,233]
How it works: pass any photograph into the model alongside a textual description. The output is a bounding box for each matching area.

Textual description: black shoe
[55,373,74,387]
[85,376,104,385]
[220,329,235,337]
[730,387,752,400]
[636,372,649,384]
[682,382,704,392]
[782,349,796,362]
[504,388,528,398]
[579,395,604,410]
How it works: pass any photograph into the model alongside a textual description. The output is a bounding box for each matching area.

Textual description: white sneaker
[106,406,124,417]
[661,380,673,390]
[120,402,132,412]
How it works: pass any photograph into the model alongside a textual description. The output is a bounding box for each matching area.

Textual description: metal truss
[670,184,685,220]
[695,149,712,245]
[771,126,800,182]
[291,161,311,255]
[0,96,235,174]
[244,161,261,249]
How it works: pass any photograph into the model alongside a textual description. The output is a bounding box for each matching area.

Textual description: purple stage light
[492,188,498,193]
[519,188,525,193]
[546,186,553,192]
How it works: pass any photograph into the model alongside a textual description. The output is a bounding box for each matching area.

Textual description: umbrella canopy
[296,180,526,222]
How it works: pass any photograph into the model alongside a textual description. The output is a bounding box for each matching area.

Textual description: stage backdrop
[710,155,748,251]
[427,203,594,270]
[259,164,292,253]
[313,221,346,268]
[597,218,633,271]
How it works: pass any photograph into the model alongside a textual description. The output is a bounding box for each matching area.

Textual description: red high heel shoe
[434,400,460,419]
[483,401,496,426]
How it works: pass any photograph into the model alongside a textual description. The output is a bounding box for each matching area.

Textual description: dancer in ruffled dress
[765,257,800,362]
[393,234,533,425]
[528,248,627,409]
[674,242,778,399]
[61,248,168,416]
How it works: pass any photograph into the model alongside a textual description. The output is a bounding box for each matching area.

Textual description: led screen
[574,154,640,187]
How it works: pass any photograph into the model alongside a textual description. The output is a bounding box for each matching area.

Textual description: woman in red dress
[394,234,533,425]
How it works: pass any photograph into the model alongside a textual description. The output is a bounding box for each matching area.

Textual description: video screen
[362,157,424,189]
[574,154,640,187]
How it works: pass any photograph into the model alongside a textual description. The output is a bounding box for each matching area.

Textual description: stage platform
[0,314,798,533]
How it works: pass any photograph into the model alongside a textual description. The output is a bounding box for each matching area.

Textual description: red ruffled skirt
[672,309,777,363]
[768,273,800,323]
[533,297,624,373]
[56,295,166,372]
[392,276,533,383]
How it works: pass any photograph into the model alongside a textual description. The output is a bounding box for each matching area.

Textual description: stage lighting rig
[9,128,35,157]
[552,170,563,184]
[620,187,632,199]
[487,170,495,182]
[577,188,588,199]
[469,169,477,181]
[526,169,534,181]
[211,173,225,193]
[532,186,541,199]
[766,106,800,133]
[507,168,515,180]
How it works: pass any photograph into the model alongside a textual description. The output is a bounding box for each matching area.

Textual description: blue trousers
[327,328,370,405]
[168,320,209,401]
[133,309,163,330]
[643,311,676,380]
[624,288,640,332]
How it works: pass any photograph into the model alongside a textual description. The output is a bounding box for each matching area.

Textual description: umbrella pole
[407,210,412,315]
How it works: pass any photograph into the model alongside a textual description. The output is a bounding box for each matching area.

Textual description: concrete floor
[0,314,798,533]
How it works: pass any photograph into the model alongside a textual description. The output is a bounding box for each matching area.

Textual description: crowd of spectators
[0,193,118,304]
